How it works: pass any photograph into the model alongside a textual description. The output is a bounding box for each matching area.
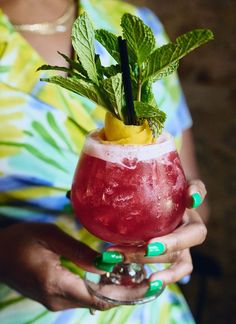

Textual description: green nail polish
[146,242,166,257]
[145,280,164,298]
[192,192,202,208]
[102,251,123,263]
[94,256,115,272]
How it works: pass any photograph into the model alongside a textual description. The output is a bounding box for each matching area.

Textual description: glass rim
[82,129,176,163]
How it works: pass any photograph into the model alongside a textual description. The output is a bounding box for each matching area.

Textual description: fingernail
[94,256,115,272]
[101,251,123,263]
[191,192,202,208]
[145,242,166,257]
[144,280,164,298]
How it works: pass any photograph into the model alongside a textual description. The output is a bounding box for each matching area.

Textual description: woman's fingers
[60,269,162,305]
[149,209,207,253]
[150,249,193,285]
[37,224,103,274]
[55,267,157,310]
[39,261,114,311]
[59,271,115,311]
[187,179,207,209]
[107,209,207,264]
[107,248,182,264]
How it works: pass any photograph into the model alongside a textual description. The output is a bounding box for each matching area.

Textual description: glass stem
[102,263,146,286]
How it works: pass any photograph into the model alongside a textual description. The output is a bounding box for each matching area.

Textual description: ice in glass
[71,131,187,246]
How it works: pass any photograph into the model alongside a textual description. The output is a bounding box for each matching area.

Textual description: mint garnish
[121,13,156,66]
[38,12,214,137]
[71,12,98,85]
[95,29,121,63]
[143,29,214,82]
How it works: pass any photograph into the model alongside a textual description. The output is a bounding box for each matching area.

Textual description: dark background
[128,1,236,323]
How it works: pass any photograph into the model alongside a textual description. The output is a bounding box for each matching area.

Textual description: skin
[0,0,76,66]
[0,0,209,311]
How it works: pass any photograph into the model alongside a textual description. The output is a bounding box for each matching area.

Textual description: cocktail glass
[71,130,187,305]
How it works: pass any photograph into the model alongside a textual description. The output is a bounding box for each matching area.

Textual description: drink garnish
[38,12,214,138]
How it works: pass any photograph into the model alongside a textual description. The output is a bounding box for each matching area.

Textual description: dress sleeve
[136,7,193,137]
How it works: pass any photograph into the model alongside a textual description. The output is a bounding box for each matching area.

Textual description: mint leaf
[176,28,214,51]
[57,51,88,77]
[102,64,121,78]
[143,29,214,81]
[147,58,179,82]
[101,73,124,119]
[41,76,108,107]
[147,116,165,138]
[141,80,156,106]
[134,101,166,119]
[95,29,120,63]
[37,64,86,79]
[95,54,104,80]
[121,13,156,66]
[72,12,98,84]
[134,101,166,137]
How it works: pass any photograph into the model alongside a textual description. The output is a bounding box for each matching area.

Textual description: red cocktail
[71,130,187,304]
[71,131,187,245]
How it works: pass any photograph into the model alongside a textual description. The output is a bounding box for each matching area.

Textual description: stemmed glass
[71,130,187,305]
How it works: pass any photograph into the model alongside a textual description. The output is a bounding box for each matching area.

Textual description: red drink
[71,131,187,245]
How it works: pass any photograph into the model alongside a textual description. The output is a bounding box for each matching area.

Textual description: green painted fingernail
[145,280,164,298]
[146,242,166,257]
[94,256,115,272]
[101,251,123,263]
[191,192,202,208]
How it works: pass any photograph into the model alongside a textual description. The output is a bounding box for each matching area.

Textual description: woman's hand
[0,180,207,308]
[0,222,114,312]
[104,180,207,287]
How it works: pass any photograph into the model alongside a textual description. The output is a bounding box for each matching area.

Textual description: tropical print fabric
[0,0,194,323]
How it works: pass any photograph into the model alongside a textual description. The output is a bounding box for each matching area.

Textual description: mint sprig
[42,76,109,108]
[95,29,121,63]
[101,73,124,118]
[143,29,214,82]
[121,13,156,66]
[38,12,214,137]
[71,12,98,85]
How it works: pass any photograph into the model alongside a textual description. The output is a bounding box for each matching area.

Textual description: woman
[0,0,208,323]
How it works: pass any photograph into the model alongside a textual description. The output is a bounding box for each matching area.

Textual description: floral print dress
[0,1,194,323]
